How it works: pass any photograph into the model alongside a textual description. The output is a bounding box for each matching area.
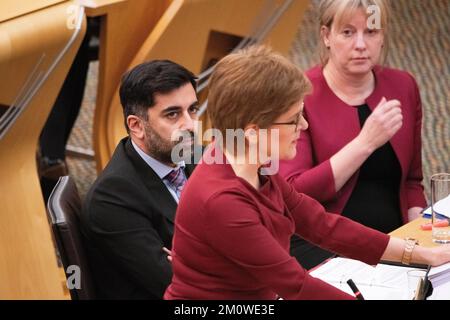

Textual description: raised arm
[329,98,403,191]
[280,97,403,200]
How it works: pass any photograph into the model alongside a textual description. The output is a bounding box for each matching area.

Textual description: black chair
[47,176,95,299]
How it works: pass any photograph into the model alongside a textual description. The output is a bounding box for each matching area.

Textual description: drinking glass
[431,173,450,244]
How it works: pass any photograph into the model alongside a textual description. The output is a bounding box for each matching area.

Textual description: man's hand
[163,247,172,263]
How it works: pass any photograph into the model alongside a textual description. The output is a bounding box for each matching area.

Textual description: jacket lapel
[366,68,407,180]
[124,138,178,223]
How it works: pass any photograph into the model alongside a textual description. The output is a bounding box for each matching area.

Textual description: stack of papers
[422,194,450,219]
[428,281,450,300]
[309,257,421,300]
[429,262,450,287]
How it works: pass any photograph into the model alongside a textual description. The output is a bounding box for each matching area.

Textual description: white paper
[429,261,450,277]
[429,280,450,300]
[309,258,442,300]
[309,257,376,286]
[428,261,450,286]
[423,194,450,218]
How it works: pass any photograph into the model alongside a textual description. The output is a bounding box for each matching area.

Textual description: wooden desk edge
[389,216,437,248]
[76,0,125,17]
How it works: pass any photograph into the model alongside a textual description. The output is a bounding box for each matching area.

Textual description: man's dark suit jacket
[81,137,195,299]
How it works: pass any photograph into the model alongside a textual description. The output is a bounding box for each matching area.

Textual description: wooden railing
[85,0,310,170]
[0,1,86,299]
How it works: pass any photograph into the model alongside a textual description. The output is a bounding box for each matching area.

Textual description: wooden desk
[389,217,437,248]
[0,0,65,22]
[76,0,124,16]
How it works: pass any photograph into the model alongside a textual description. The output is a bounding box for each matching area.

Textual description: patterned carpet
[67,0,449,200]
[66,60,98,198]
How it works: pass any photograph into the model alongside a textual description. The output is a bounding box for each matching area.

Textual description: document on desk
[428,280,450,300]
[428,261,450,287]
[309,257,422,300]
[422,194,450,218]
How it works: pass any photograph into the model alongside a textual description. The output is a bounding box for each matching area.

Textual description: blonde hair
[318,0,391,65]
[208,45,311,136]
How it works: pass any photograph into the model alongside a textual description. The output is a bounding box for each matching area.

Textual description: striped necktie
[164,167,187,199]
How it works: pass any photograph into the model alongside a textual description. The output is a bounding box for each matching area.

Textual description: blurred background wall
[66,0,449,200]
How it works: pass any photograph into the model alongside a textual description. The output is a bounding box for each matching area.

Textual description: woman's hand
[428,245,450,267]
[358,97,403,152]
[329,97,403,192]
[408,207,423,222]
[382,237,450,267]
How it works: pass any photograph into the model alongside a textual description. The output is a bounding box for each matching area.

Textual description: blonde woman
[280,0,426,269]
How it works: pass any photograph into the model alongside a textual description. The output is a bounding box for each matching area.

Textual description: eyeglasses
[272,112,303,132]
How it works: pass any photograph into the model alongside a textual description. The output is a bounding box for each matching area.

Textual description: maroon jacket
[164,147,389,300]
[279,65,426,223]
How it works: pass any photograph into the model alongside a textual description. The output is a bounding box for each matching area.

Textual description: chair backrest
[47,176,95,300]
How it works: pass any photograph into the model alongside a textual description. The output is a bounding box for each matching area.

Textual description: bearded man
[81,60,199,299]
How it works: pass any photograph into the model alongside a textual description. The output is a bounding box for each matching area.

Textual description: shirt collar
[131,139,185,179]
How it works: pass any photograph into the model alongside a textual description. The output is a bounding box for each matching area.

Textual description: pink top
[165,147,390,300]
[279,65,426,222]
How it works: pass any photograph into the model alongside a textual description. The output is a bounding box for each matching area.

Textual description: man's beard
[143,122,194,165]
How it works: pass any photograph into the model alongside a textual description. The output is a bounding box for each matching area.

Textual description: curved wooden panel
[86,0,171,172]
[0,1,86,299]
[93,0,309,170]
[0,0,65,22]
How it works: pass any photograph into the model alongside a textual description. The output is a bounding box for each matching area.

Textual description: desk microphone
[347,279,365,300]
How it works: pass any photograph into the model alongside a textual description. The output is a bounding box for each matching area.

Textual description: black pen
[347,279,365,300]
[420,265,432,300]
